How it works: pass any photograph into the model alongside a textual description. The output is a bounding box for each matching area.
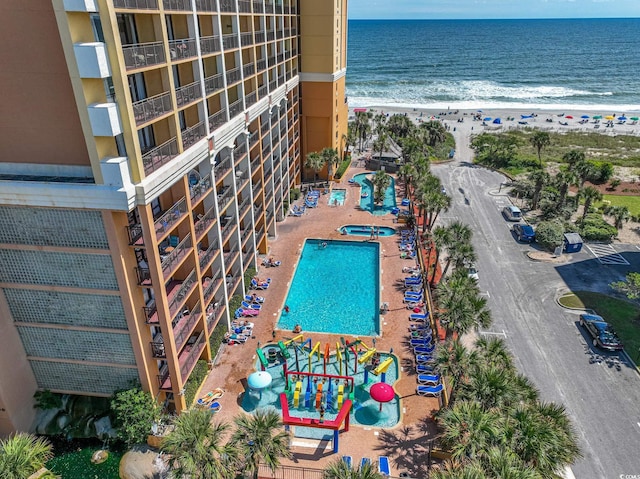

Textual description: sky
[348,0,640,20]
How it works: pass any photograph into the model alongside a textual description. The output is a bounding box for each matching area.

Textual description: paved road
[432,155,640,479]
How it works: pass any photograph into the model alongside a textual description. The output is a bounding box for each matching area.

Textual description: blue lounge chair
[414,344,436,355]
[410,338,432,347]
[342,456,352,469]
[415,354,434,364]
[251,280,270,290]
[409,323,430,332]
[409,312,428,321]
[416,363,436,374]
[378,456,390,476]
[208,401,222,412]
[241,301,261,310]
[244,295,264,303]
[417,374,441,385]
[361,458,371,469]
[417,384,444,397]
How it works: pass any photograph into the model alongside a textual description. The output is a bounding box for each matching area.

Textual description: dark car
[579,313,624,351]
[513,223,535,242]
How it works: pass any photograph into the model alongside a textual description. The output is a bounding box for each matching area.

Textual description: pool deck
[199,161,440,477]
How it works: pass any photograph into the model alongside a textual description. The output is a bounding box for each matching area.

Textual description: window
[90,14,105,42]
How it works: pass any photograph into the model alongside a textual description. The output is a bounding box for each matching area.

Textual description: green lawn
[558,291,640,361]
[600,194,640,217]
[47,444,123,479]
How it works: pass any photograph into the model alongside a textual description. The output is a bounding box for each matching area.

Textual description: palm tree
[397,163,415,197]
[421,120,447,147]
[573,160,597,188]
[443,241,476,278]
[527,170,549,210]
[354,111,373,152]
[341,125,357,160]
[434,339,471,399]
[386,113,414,139]
[607,205,630,229]
[371,170,391,206]
[472,336,514,371]
[579,186,602,219]
[563,149,585,169]
[529,131,550,167]
[431,225,452,284]
[430,461,488,479]
[0,433,53,479]
[161,408,237,479]
[437,283,492,340]
[305,151,324,186]
[480,447,539,479]
[459,365,521,410]
[320,147,340,180]
[230,409,291,479]
[554,170,577,208]
[323,457,384,479]
[427,192,452,230]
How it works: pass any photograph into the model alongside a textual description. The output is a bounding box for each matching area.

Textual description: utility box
[563,233,583,253]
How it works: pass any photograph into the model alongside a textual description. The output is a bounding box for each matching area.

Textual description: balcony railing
[252,1,263,13]
[169,38,198,61]
[176,81,202,108]
[204,72,224,95]
[161,233,192,279]
[249,131,259,148]
[243,63,255,77]
[238,195,250,213]
[266,31,275,42]
[150,337,166,358]
[200,36,221,55]
[195,206,217,239]
[168,269,197,317]
[157,364,170,390]
[195,0,216,10]
[226,67,241,85]
[217,187,234,212]
[240,32,254,47]
[255,31,265,44]
[133,91,172,125]
[252,181,262,198]
[208,108,228,131]
[182,121,206,150]
[222,34,239,50]
[163,0,190,10]
[219,0,236,12]
[234,142,247,158]
[256,226,265,241]
[245,91,257,107]
[174,304,202,351]
[260,118,270,133]
[123,41,165,70]
[180,331,206,380]
[264,1,274,13]
[269,80,277,91]
[206,301,223,332]
[190,174,212,205]
[221,222,236,242]
[199,240,220,270]
[114,0,158,9]
[238,0,251,12]
[142,138,179,175]
[203,271,222,303]
[241,226,253,243]
[224,247,239,264]
[228,99,243,119]
[136,267,152,286]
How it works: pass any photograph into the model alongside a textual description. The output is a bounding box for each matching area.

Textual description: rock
[119,445,168,479]
[91,449,109,464]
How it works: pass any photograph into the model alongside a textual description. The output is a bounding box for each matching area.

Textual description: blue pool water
[241,346,400,429]
[340,225,396,237]
[354,173,397,215]
[329,189,346,206]
[277,239,379,336]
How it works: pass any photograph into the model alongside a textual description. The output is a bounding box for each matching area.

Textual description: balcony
[241,226,253,244]
[136,267,152,286]
[225,67,241,85]
[169,38,198,61]
[200,36,221,56]
[195,0,216,11]
[266,31,275,42]
[249,131,259,148]
[206,301,223,333]
[161,234,191,280]
[208,108,228,131]
[179,330,206,380]
[222,34,239,50]
[163,0,190,10]
[217,187,234,212]
[256,226,265,242]
[264,1,274,13]
[142,138,179,175]
[123,42,166,71]
[228,99,243,119]
[226,275,241,294]
[143,301,158,324]
[153,197,187,241]
[194,206,216,240]
[219,0,235,12]
[252,181,262,198]
[245,91,257,107]
[256,59,267,74]
[243,63,255,77]
[243,250,254,268]
[174,304,202,351]
[150,336,166,358]
[157,364,171,390]
[190,174,212,205]
[240,32,253,47]
[203,272,222,303]
[204,72,224,95]
[214,155,232,178]
[260,118,270,134]
[182,121,206,150]
[114,0,158,8]
[221,222,236,242]
[255,31,265,44]
[252,1,263,13]
[234,142,247,159]
[133,91,172,126]
[269,80,277,91]
[167,269,197,318]
[238,0,251,12]
[176,81,202,108]
[276,30,283,40]
[198,240,220,271]
[224,247,239,265]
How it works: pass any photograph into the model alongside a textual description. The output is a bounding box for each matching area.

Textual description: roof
[564,233,583,244]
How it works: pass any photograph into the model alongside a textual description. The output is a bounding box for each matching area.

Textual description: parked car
[502,205,522,221]
[579,313,624,351]
[513,223,535,242]
[467,266,479,280]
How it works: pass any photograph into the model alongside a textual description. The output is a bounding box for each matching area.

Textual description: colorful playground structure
[249,336,399,453]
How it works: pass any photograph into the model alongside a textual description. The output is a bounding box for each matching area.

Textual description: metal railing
[180,330,206,380]
[258,84,268,99]
[195,0,216,10]
[182,121,206,150]
[260,117,270,133]
[249,131,259,147]
[203,270,222,302]
[169,38,198,61]
[217,187,235,212]
[154,197,187,239]
[269,80,277,91]
[243,63,255,77]
[223,247,239,264]
[238,0,251,12]
[142,138,179,175]
[157,365,170,390]
[206,301,223,332]
[221,222,236,242]
[200,36,221,55]
[266,31,275,41]
[222,34,239,50]
[252,181,262,198]
[245,91,257,107]
[176,81,202,107]
[161,234,192,279]
[136,267,152,286]
[163,0,191,10]
[225,67,241,85]
[127,224,144,245]
[255,30,265,44]
[228,98,243,119]
[256,226,265,241]
[238,195,251,213]
[240,32,253,47]
[194,206,217,239]
[143,302,157,324]
[133,91,172,125]
[123,41,165,70]
[252,1,263,13]
[113,0,158,9]
[168,269,197,317]
[256,58,267,72]
[234,142,247,158]
[264,1,274,13]
[150,338,166,358]
[199,240,220,270]
[219,0,236,12]
[204,72,224,95]
[174,304,202,351]
[214,156,232,177]
[208,108,228,131]
[190,173,212,204]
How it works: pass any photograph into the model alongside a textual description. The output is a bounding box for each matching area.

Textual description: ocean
[346,18,640,111]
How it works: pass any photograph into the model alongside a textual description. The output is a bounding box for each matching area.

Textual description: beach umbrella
[370,382,395,412]
[618,116,627,121]
[581,115,590,119]
[565,115,574,119]
[593,115,602,119]
[493,118,502,124]
[630,116,639,121]
[605,115,615,120]
[483,117,491,121]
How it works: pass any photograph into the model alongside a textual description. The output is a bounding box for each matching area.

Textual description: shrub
[578,213,617,241]
[184,360,209,407]
[289,188,301,201]
[535,220,566,251]
[594,161,614,183]
[609,178,621,190]
[111,388,160,446]
[243,268,256,290]
[334,157,351,179]
[228,294,243,314]
[34,390,63,410]
[209,321,228,356]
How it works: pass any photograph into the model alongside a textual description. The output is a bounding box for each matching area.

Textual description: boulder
[119,445,169,479]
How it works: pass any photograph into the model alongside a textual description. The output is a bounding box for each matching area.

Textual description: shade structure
[370,382,395,411]
[630,116,639,121]
[483,117,491,121]
[593,115,603,119]
[581,115,590,119]
[353,108,367,113]
[565,115,574,119]
[605,115,615,120]
[247,371,272,390]
[618,116,627,121]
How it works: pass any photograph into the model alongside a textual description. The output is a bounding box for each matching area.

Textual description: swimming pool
[354,172,397,215]
[241,345,400,429]
[277,239,379,336]
[329,189,346,206]
[340,225,396,237]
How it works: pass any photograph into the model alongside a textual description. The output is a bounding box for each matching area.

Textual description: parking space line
[586,244,629,265]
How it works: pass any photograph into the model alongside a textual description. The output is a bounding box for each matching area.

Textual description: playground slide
[256,348,268,368]
[337,384,344,408]
[315,382,323,409]
[373,357,394,375]
[285,334,304,346]
[293,381,302,408]
[278,340,291,359]
[309,341,321,372]
[358,348,377,364]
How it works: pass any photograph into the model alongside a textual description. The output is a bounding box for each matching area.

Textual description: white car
[468,266,479,280]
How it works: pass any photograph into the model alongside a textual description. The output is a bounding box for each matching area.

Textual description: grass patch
[600,194,640,216]
[47,439,124,479]
[558,291,640,358]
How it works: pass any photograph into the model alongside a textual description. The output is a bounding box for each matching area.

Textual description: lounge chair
[414,344,436,355]
[225,333,249,344]
[378,456,390,476]
[244,295,264,303]
[404,276,421,283]
[241,301,261,310]
[409,312,428,321]
[404,296,423,304]
[209,401,222,412]
[416,384,444,397]
[251,280,270,290]
[342,456,352,469]
[361,458,371,469]
[290,208,303,217]
[417,374,441,385]
[410,338,432,347]
[416,363,436,374]
[408,323,430,332]
[234,308,259,318]
[415,354,435,364]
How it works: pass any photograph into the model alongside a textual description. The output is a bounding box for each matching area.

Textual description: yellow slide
[373,357,394,375]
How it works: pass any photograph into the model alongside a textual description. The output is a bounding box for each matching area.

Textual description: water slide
[277,340,291,359]
[256,348,268,369]
[373,357,394,375]
[315,382,323,409]
[293,381,302,408]
[309,341,321,372]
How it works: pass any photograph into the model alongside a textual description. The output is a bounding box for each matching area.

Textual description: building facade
[0,0,348,435]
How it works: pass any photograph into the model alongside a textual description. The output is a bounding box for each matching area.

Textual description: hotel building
[0,0,348,435]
